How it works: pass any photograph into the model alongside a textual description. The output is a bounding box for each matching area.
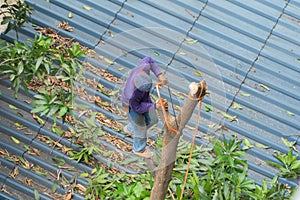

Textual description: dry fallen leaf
[33,114,45,125]
[14,122,23,127]
[259,83,270,91]
[233,102,243,110]
[9,166,19,178]
[240,93,251,97]
[83,5,92,10]
[185,38,198,44]
[76,184,87,193]
[194,70,202,77]
[179,51,186,55]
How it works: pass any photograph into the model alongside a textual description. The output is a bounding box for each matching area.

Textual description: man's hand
[158,74,168,85]
[156,98,168,111]
[122,102,129,113]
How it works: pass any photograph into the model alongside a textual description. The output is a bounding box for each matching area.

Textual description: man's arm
[129,90,155,114]
[139,57,168,85]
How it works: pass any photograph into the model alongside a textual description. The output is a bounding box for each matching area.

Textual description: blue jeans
[128,108,158,152]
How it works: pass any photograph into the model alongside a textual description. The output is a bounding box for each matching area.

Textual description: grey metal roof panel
[112,1,194,34]
[227,0,286,20]
[208,0,278,28]
[286,0,300,19]
[139,0,200,22]
[200,1,275,41]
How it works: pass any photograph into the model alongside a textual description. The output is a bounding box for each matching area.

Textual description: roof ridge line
[94,0,128,47]
[165,0,209,71]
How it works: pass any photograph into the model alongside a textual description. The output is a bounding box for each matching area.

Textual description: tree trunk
[150,80,207,200]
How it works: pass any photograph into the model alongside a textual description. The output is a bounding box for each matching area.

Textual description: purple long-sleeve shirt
[121,57,162,114]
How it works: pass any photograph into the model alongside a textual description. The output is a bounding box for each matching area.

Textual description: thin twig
[185,8,195,18]
[50,134,64,154]
[168,187,176,200]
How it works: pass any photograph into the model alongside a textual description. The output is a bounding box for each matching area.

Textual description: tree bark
[150,80,207,200]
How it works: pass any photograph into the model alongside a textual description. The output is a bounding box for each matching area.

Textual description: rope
[156,83,179,134]
[179,82,204,200]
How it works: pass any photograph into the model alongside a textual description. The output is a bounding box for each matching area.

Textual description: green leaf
[48,96,58,105]
[221,112,237,121]
[204,104,213,112]
[11,136,20,144]
[32,114,45,125]
[32,100,48,105]
[52,156,66,166]
[240,93,251,97]
[35,56,43,72]
[33,169,48,176]
[24,144,30,151]
[120,157,139,165]
[107,90,118,96]
[291,161,300,170]
[47,105,59,117]
[52,126,63,136]
[58,106,68,117]
[233,102,243,110]
[100,101,111,107]
[153,51,160,56]
[134,182,143,197]
[102,151,114,157]
[259,84,270,91]
[286,110,295,116]
[281,137,296,148]
[9,104,18,110]
[34,94,46,100]
[91,168,97,175]
[31,105,48,114]
[52,181,57,193]
[34,189,40,200]
[17,63,24,75]
[1,16,12,25]
[19,156,26,165]
[244,138,253,148]
[254,142,270,149]
[80,172,89,178]
[74,103,90,109]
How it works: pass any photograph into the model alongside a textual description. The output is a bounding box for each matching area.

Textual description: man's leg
[129,109,147,152]
[145,108,158,128]
[123,122,134,134]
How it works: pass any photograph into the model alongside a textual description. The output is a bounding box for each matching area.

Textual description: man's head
[134,73,152,92]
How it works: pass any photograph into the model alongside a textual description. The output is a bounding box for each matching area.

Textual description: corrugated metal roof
[1,0,300,198]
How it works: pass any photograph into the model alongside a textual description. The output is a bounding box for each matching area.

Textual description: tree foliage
[0,0,33,39]
[0,34,86,122]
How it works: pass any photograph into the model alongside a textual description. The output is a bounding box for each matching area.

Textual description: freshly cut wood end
[188,80,207,97]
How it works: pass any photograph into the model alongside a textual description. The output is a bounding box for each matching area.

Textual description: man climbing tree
[121,56,168,158]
